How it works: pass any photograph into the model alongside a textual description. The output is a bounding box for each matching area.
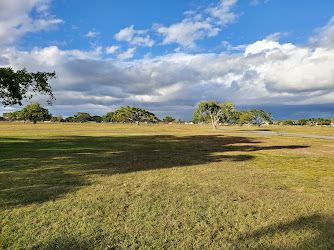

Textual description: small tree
[163,116,175,123]
[18,102,51,123]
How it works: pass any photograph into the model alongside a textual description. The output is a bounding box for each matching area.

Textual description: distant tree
[193,100,225,129]
[73,112,91,123]
[282,120,295,126]
[65,116,75,122]
[90,115,102,123]
[18,102,51,123]
[102,112,115,123]
[297,119,308,126]
[274,120,282,126]
[239,111,255,127]
[112,106,159,126]
[50,115,62,122]
[0,67,56,106]
[220,101,236,124]
[250,109,273,127]
[6,111,21,121]
[163,116,175,123]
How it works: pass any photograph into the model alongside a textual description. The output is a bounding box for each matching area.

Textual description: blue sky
[1,0,334,120]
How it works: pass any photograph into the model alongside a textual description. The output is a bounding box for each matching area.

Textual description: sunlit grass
[0,123,333,248]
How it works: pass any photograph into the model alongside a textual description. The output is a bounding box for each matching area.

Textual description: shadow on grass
[0,134,308,207]
[238,214,334,248]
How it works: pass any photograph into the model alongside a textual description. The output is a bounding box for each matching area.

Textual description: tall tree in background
[0,67,56,106]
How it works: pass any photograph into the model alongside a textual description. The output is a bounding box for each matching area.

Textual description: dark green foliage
[103,106,160,125]
[18,102,51,123]
[0,67,56,106]
[163,116,175,123]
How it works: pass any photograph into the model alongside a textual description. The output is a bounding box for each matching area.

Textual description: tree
[282,120,295,126]
[0,67,56,106]
[112,106,159,126]
[73,112,91,123]
[193,100,224,129]
[18,102,51,123]
[250,109,273,127]
[163,116,175,123]
[102,112,115,122]
[297,119,308,126]
[50,115,62,122]
[90,115,102,123]
[239,111,255,127]
[220,101,236,124]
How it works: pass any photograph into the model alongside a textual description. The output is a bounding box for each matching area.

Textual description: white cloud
[106,45,120,54]
[157,18,221,48]
[117,47,136,60]
[206,0,238,25]
[84,31,100,38]
[156,0,237,49]
[115,25,154,47]
[0,0,63,47]
[310,17,334,48]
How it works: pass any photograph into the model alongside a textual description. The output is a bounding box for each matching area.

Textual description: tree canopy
[0,67,56,106]
[193,100,235,129]
[103,106,159,125]
[17,102,51,123]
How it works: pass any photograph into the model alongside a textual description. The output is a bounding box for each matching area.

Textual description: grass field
[0,122,333,249]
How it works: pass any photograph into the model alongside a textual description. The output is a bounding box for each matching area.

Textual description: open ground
[0,122,333,249]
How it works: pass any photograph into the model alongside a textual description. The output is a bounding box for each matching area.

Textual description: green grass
[0,123,333,249]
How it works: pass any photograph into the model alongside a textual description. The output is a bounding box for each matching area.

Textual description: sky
[1,0,334,121]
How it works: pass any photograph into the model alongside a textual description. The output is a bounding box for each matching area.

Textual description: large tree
[193,100,226,129]
[18,102,51,123]
[0,67,56,106]
[111,106,159,126]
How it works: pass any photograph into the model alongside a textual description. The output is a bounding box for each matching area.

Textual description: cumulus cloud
[115,25,154,47]
[206,0,238,25]
[310,17,334,48]
[156,0,237,49]
[157,19,221,48]
[0,0,63,47]
[117,47,136,60]
[106,45,120,54]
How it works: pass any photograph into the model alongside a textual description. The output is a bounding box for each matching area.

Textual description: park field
[0,122,333,249]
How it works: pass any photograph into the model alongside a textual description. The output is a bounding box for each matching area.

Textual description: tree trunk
[136,121,140,126]
[212,119,218,130]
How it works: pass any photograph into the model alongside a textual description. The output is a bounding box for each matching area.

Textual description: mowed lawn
[0,123,333,249]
